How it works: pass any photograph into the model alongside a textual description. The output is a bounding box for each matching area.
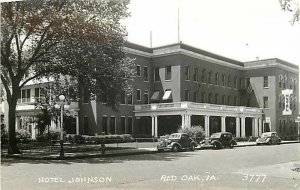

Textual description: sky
[122,0,300,65]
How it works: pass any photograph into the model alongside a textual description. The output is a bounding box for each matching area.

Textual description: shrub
[36,128,65,142]
[178,125,205,138]
[1,124,8,145]
[16,129,32,143]
[66,134,134,144]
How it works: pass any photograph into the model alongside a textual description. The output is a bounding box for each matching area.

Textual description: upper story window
[136,89,141,101]
[185,66,190,80]
[290,78,294,90]
[20,89,31,103]
[234,96,238,106]
[239,78,243,89]
[121,91,126,104]
[263,96,268,108]
[215,73,219,85]
[222,95,226,105]
[144,90,149,104]
[154,67,159,82]
[208,93,213,104]
[283,75,287,88]
[227,76,231,87]
[144,66,148,82]
[294,79,297,91]
[201,69,206,83]
[136,65,141,77]
[193,91,198,102]
[234,77,238,89]
[214,94,218,104]
[165,66,171,80]
[127,92,133,105]
[208,71,212,84]
[193,68,198,82]
[263,76,268,88]
[222,74,226,86]
[201,91,205,103]
[228,95,231,105]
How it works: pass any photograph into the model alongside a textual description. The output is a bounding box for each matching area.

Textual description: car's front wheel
[172,145,180,152]
[229,143,234,149]
[190,144,196,151]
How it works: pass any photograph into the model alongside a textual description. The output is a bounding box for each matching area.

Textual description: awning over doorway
[151,91,160,101]
[162,90,172,100]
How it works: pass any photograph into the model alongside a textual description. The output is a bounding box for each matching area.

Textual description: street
[1,143,300,190]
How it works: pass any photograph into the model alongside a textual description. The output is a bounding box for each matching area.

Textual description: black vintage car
[200,132,237,149]
[157,133,198,152]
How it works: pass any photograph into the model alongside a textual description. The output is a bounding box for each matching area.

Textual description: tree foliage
[279,0,300,24]
[0,0,134,154]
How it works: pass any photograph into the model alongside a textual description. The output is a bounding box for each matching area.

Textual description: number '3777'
[241,174,267,183]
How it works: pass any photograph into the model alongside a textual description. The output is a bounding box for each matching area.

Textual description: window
[110,116,116,134]
[234,77,238,89]
[228,96,231,105]
[35,88,40,98]
[201,69,206,82]
[222,95,226,105]
[279,120,282,133]
[154,67,159,82]
[184,90,190,101]
[240,97,243,106]
[208,93,213,104]
[263,96,268,108]
[121,117,126,134]
[144,90,149,104]
[21,89,31,103]
[294,79,297,91]
[214,94,218,104]
[193,68,198,82]
[208,71,212,84]
[127,117,132,134]
[121,91,126,104]
[239,78,243,89]
[227,76,231,87]
[193,91,198,102]
[127,92,133,105]
[102,116,108,134]
[279,95,282,109]
[290,79,293,89]
[144,67,148,81]
[185,66,190,80]
[201,92,205,103]
[215,73,219,85]
[234,96,238,106]
[136,89,141,101]
[283,75,287,88]
[263,76,268,88]
[165,66,171,80]
[136,65,141,76]
[222,74,226,86]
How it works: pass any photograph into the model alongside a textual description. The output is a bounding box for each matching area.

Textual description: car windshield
[210,133,221,138]
[261,133,271,137]
[169,134,181,139]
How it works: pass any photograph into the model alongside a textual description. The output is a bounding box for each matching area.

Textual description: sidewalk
[1,141,299,160]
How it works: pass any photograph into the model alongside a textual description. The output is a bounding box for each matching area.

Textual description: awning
[162,90,172,100]
[151,91,160,100]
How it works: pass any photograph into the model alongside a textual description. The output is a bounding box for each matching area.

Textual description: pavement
[1,140,299,160]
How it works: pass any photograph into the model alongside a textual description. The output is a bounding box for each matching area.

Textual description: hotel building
[0,42,299,139]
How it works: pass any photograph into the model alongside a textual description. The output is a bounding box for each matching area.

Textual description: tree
[279,0,300,24]
[1,0,134,154]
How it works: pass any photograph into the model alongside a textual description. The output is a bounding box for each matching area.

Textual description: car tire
[229,143,234,149]
[190,144,196,151]
[157,149,164,152]
[268,140,272,145]
[213,143,221,150]
[172,145,180,152]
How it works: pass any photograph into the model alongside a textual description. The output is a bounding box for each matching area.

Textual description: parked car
[256,132,281,145]
[200,132,237,149]
[157,133,198,152]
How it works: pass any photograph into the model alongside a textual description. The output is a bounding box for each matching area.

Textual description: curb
[1,149,158,160]
[2,141,299,160]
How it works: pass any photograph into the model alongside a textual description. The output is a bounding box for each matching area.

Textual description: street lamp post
[55,95,68,158]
